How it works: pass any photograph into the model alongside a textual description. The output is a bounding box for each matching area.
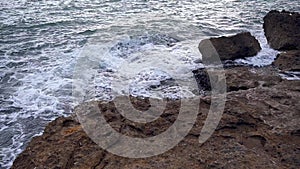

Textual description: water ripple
[0,0,299,168]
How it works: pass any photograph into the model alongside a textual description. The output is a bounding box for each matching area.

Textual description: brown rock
[199,32,261,62]
[11,66,300,169]
[193,66,281,93]
[272,50,300,71]
[263,10,300,50]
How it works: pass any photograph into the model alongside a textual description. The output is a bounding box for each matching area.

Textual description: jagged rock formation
[273,50,300,71]
[11,10,300,169]
[11,66,300,169]
[265,10,300,73]
[198,32,261,62]
[263,10,300,51]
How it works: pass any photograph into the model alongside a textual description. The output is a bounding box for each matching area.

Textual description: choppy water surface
[0,0,299,168]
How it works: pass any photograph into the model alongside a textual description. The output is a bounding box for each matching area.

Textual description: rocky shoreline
[11,10,300,169]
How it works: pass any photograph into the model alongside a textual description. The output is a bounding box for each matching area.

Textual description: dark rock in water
[192,68,211,91]
[193,66,281,93]
[198,32,261,63]
[263,10,300,50]
[272,50,300,71]
[193,58,202,64]
[11,66,300,169]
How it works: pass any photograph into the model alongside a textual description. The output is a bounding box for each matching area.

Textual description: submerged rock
[272,50,300,71]
[11,66,300,169]
[263,10,300,50]
[199,32,261,62]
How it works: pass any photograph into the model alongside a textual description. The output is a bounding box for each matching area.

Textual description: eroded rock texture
[11,66,300,169]
[263,10,300,51]
[199,32,261,62]
[273,50,300,71]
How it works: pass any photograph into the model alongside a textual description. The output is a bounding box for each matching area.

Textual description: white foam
[2,1,299,168]
[76,37,203,102]
[279,71,300,80]
[235,30,279,66]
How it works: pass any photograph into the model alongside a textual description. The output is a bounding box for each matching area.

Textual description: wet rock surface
[11,66,300,169]
[193,66,281,93]
[263,10,300,50]
[198,32,261,62]
[272,50,300,71]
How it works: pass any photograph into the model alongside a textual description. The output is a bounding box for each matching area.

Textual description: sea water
[0,0,299,168]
